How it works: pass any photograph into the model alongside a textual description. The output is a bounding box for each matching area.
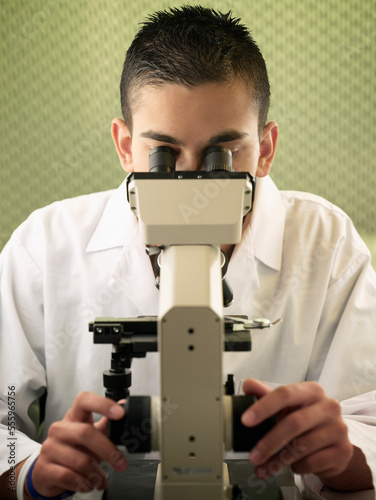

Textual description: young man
[1,6,375,499]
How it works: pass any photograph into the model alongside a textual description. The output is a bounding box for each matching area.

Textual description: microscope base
[103,460,283,500]
[153,462,230,500]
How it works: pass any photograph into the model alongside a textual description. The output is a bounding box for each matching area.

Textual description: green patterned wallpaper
[1,0,376,263]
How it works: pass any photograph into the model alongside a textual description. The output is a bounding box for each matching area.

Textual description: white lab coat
[0,175,376,496]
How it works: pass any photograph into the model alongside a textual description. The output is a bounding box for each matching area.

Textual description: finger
[65,391,125,423]
[93,399,126,434]
[248,398,342,465]
[251,416,351,479]
[242,379,272,398]
[47,421,127,472]
[38,441,108,489]
[289,421,352,477]
[94,415,109,435]
[291,444,353,478]
[251,425,329,475]
[241,382,325,427]
[254,443,338,480]
[32,460,100,496]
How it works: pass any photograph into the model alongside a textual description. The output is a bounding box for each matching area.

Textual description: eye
[217,141,242,157]
[172,148,181,158]
[162,145,181,158]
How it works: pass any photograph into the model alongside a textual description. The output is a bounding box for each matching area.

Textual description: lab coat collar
[84,175,285,314]
[248,175,285,272]
[220,176,286,314]
[86,179,135,252]
[86,178,159,315]
[85,175,286,270]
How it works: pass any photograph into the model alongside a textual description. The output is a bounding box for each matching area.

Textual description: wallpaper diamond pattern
[1,0,375,260]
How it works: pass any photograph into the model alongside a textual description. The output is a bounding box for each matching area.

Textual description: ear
[256,121,279,178]
[111,118,134,172]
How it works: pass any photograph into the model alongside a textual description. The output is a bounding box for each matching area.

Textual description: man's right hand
[28,391,127,497]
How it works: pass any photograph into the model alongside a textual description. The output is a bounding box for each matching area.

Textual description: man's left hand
[241,379,372,490]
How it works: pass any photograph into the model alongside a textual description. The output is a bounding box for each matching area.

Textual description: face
[112,80,278,177]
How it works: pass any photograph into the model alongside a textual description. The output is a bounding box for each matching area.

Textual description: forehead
[131,80,259,137]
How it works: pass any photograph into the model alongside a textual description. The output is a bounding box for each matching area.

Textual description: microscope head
[126,146,255,246]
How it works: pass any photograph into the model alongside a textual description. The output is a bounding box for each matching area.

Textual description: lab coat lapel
[85,176,285,316]
[250,176,285,272]
[109,240,159,315]
[225,225,260,314]
[224,176,286,314]
[86,179,159,315]
[106,200,160,315]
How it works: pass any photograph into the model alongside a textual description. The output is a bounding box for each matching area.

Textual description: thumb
[94,399,126,434]
[242,379,272,398]
[94,415,109,434]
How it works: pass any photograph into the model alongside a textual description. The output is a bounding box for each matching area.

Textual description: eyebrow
[140,131,184,146]
[139,129,249,147]
[208,130,249,144]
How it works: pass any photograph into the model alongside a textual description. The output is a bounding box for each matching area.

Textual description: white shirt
[1,175,376,496]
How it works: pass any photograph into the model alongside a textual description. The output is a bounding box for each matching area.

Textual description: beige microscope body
[90,147,280,499]
[127,147,252,500]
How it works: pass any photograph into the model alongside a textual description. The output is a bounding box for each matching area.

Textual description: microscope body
[90,147,281,499]
[156,244,225,499]
[127,152,252,499]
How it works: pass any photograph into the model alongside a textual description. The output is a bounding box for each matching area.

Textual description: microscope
[89,146,282,499]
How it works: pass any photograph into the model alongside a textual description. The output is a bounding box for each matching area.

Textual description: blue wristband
[26,457,75,500]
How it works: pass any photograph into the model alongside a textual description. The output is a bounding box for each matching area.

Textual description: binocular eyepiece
[148,145,233,173]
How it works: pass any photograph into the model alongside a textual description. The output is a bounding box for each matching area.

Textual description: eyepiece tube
[205,146,233,173]
[149,146,176,173]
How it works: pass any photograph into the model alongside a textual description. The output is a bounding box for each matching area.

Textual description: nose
[175,152,205,172]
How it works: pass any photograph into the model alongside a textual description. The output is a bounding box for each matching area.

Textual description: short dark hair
[120,5,270,136]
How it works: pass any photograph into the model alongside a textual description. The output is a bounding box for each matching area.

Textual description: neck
[220,243,235,262]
